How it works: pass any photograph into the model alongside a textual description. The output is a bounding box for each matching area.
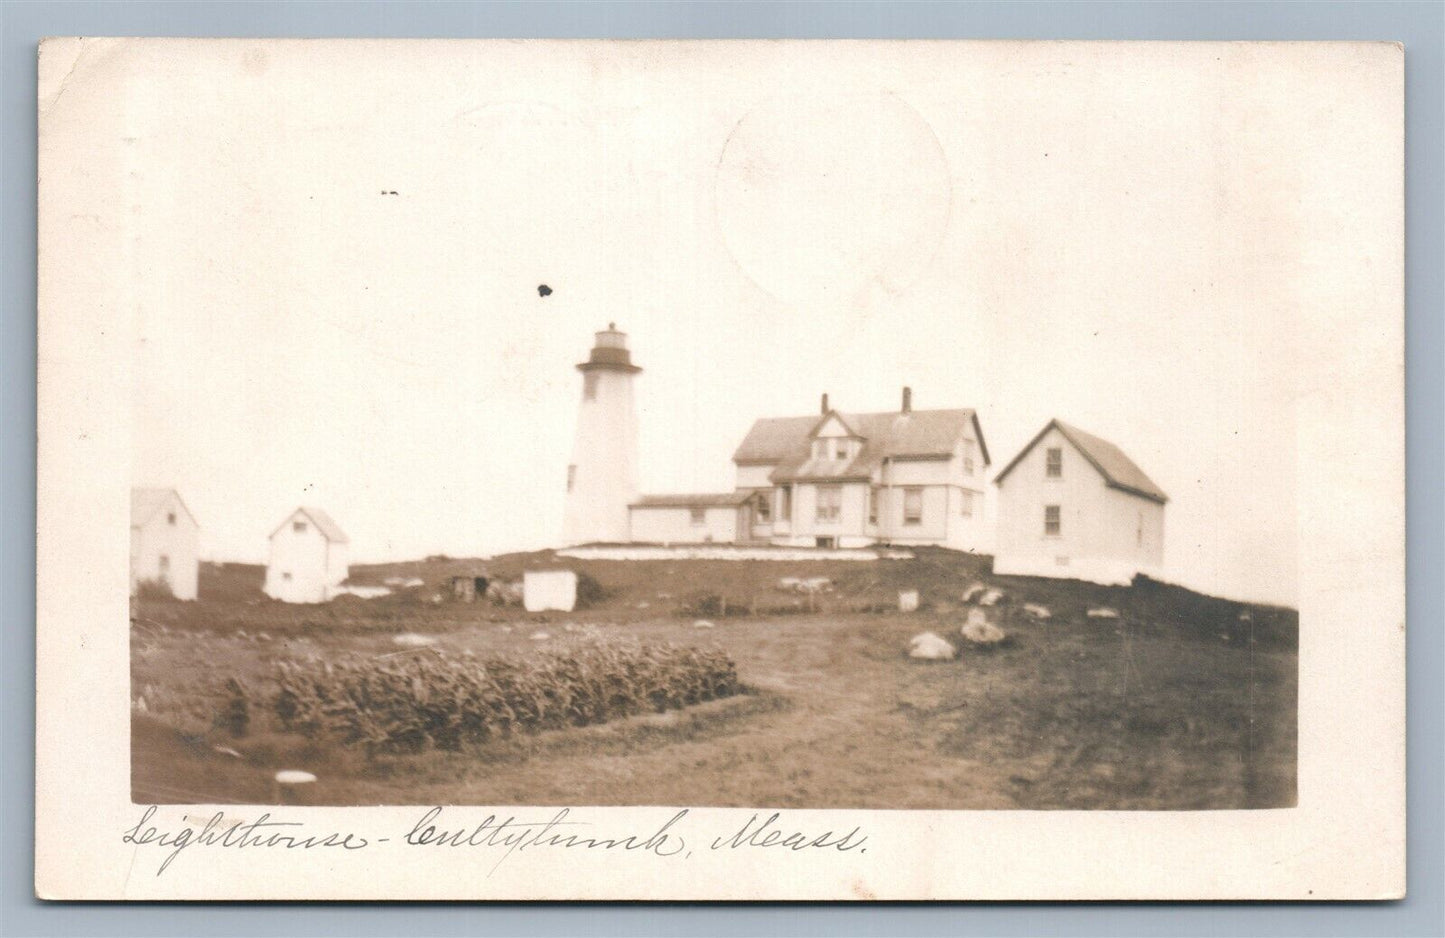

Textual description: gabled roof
[732,408,990,483]
[270,506,350,543]
[131,487,199,528]
[994,419,1168,504]
[630,492,754,509]
[808,410,864,440]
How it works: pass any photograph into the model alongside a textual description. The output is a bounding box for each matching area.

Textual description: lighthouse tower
[562,323,641,545]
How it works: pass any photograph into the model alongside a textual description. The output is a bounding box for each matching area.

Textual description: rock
[800,577,832,593]
[693,619,716,629]
[778,577,802,590]
[1022,603,1051,619]
[255,631,272,641]
[392,633,437,647]
[529,630,550,641]
[636,601,650,609]
[235,630,249,640]
[133,696,147,713]
[907,632,956,660]
[486,580,525,606]
[1238,609,1253,622]
[1087,607,1120,619]
[213,745,243,759]
[275,770,317,786]
[979,589,1004,607]
[962,582,987,603]
[898,590,920,612]
[960,611,1007,645]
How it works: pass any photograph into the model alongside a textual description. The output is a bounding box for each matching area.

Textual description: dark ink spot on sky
[537,284,553,297]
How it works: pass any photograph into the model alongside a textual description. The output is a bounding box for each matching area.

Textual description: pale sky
[126,40,1316,605]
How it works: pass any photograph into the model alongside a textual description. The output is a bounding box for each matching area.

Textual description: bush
[574,571,607,608]
[268,640,740,754]
[135,578,175,601]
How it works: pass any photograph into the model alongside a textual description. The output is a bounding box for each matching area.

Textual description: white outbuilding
[263,507,350,603]
[130,488,200,600]
[522,569,579,612]
[992,420,1167,586]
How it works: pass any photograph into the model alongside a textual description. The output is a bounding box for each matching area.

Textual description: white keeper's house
[992,419,1167,585]
[628,388,992,550]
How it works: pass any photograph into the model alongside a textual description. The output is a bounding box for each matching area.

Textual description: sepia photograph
[111,38,1311,812]
[36,36,1405,900]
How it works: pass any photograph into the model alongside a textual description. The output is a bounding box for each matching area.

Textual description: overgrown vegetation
[265,641,741,754]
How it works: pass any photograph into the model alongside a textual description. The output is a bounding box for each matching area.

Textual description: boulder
[529,630,550,641]
[693,619,716,629]
[392,633,436,647]
[1087,606,1120,619]
[1022,603,1051,619]
[898,590,920,613]
[800,577,832,593]
[778,577,802,591]
[486,579,524,606]
[907,632,956,660]
[961,610,1007,645]
[962,583,987,603]
[979,589,1004,607]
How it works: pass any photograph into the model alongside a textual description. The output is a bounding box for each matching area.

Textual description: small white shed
[523,569,578,612]
[264,507,350,603]
[130,488,200,601]
[992,420,1167,586]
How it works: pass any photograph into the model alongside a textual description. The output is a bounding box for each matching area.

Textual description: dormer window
[166,511,177,526]
[293,520,307,533]
[962,439,975,475]
[833,439,849,461]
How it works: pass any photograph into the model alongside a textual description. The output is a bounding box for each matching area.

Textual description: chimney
[821,393,829,415]
[901,386,912,414]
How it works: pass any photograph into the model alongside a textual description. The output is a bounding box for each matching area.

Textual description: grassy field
[131,549,1296,810]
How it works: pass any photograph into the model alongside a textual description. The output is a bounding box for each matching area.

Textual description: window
[1137,511,1144,547]
[282,571,292,581]
[868,487,879,525]
[903,488,923,526]
[816,486,841,523]
[158,555,169,573]
[960,490,974,517]
[567,464,577,492]
[293,520,307,533]
[963,439,975,475]
[690,507,706,526]
[583,372,599,400]
[833,438,848,461]
[779,486,793,522]
[1044,504,1061,536]
[167,511,177,526]
[1046,447,1063,478]
[755,491,772,523]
